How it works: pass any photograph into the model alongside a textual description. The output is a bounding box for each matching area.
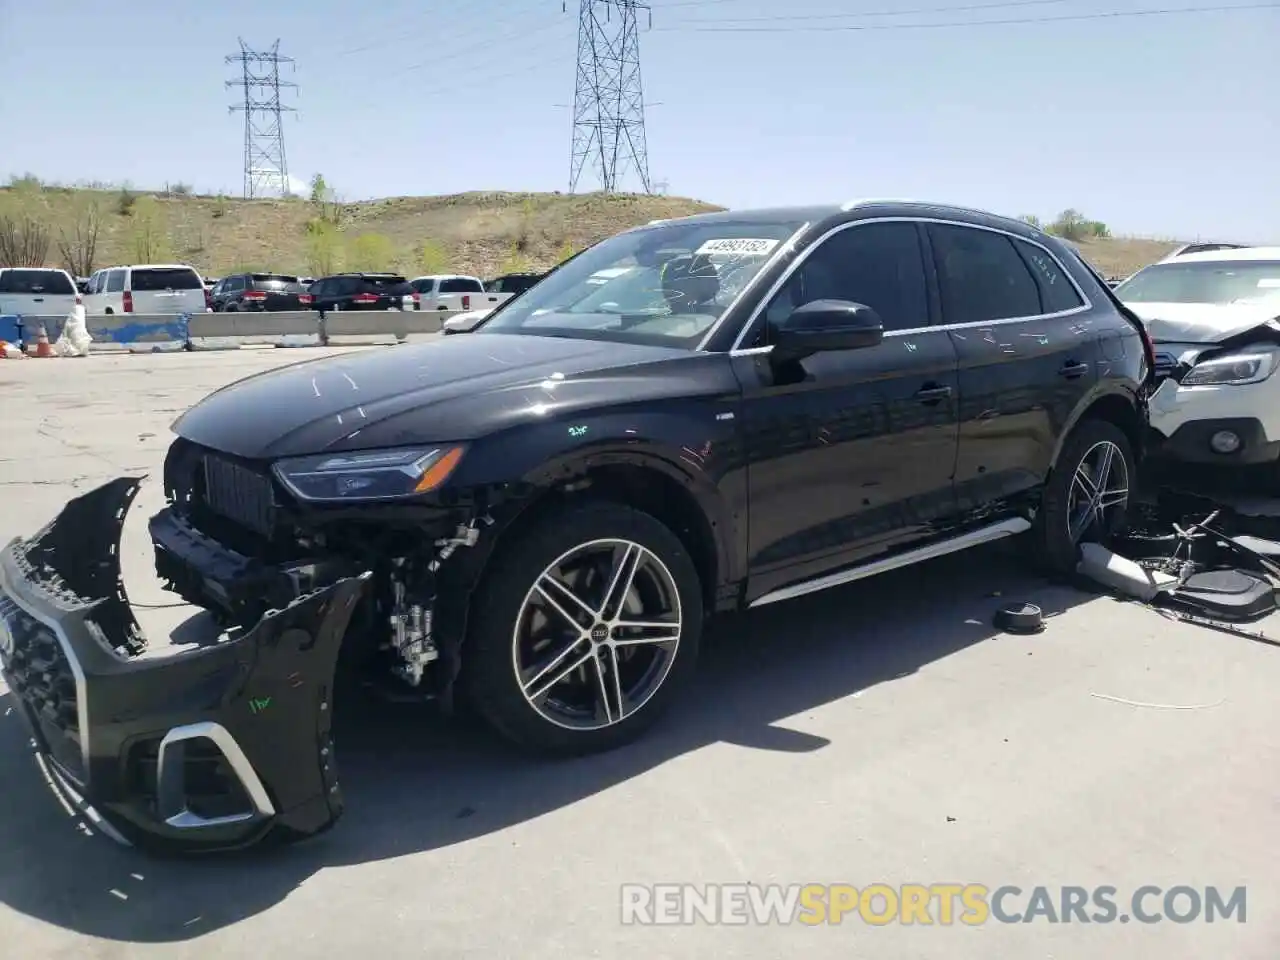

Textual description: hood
[1125,301,1280,344]
[172,332,696,459]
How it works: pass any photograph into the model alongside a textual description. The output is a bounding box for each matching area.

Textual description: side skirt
[748,517,1031,609]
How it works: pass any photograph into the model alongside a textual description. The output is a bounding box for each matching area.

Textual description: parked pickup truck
[409,274,489,312]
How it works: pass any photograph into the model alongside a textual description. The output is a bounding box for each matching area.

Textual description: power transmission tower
[568,0,652,195]
[225,39,297,199]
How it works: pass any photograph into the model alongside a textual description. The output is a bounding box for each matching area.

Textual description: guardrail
[0,309,458,354]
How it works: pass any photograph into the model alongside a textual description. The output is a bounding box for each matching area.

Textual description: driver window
[757,221,930,345]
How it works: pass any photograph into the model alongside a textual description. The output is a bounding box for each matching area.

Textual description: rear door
[129,266,206,314]
[927,222,1097,511]
[0,268,78,316]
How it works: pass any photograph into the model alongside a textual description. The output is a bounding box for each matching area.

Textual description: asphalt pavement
[0,345,1276,959]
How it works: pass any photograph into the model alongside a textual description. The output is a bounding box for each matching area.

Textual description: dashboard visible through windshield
[476,218,807,348]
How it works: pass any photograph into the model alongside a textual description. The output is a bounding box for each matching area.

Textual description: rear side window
[106,270,126,293]
[929,225,1042,325]
[410,278,435,294]
[1010,238,1085,314]
[439,277,484,293]
[130,267,202,291]
[0,269,75,294]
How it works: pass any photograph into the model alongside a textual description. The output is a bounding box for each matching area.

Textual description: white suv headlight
[1180,348,1279,386]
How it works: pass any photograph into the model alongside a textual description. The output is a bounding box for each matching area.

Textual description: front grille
[202,454,277,537]
[0,595,83,780]
[1153,351,1178,380]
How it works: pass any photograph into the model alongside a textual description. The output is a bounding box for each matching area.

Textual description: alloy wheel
[1066,439,1130,545]
[511,538,683,731]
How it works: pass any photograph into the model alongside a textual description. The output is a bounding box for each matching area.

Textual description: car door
[925,222,1097,511]
[732,219,961,600]
[223,275,246,308]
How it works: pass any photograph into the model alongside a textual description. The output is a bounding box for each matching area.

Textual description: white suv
[1116,247,1280,467]
[83,264,210,316]
[0,267,81,316]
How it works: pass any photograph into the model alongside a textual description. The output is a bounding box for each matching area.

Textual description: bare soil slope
[0,185,1179,280]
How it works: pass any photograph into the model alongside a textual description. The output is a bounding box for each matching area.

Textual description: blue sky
[1,0,1277,241]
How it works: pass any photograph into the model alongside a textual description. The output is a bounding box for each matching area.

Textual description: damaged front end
[1145,317,1280,472]
[0,477,370,854]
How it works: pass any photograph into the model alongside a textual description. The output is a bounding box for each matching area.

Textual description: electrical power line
[668,0,1070,24]
[384,17,574,80]
[570,0,654,195]
[653,1,1280,32]
[225,39,297,199]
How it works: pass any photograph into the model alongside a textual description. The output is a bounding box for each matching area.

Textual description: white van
[83,264,210,315]
[0,267,81,316]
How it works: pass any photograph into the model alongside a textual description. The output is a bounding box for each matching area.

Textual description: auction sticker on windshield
[695,238,779,257]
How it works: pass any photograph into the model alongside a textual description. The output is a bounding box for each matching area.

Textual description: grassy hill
[0,181,1179,281]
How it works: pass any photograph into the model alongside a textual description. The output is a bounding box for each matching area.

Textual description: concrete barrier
[320,310,449,341]
[189,310,319,340]
[5,308,462,355]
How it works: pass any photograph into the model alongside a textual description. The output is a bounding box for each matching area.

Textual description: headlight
[1180,349,1279,386]
[272,445,465,502]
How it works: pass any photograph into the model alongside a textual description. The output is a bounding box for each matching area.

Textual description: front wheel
[1034,418,1136,575]
[465,501,703,755]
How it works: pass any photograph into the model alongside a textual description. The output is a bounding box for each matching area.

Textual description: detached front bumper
[0,477,370,854]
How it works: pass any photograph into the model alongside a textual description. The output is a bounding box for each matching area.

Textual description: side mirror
[772,300,884,362]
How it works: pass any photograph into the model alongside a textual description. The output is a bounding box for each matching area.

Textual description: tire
[465,500,704,755]
[1033,418,1136,575]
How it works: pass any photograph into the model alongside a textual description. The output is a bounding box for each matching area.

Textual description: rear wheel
[465,501,703,754]
[1034,418,1135,574]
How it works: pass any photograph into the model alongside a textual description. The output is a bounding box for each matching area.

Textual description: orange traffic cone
[27,325,55,358]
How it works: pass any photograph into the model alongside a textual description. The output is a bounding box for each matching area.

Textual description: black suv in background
[209,273,313,311]
[307,272,416,312]
[0,200,1151,853]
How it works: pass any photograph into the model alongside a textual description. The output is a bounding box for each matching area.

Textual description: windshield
[1116,260,1280,306]
[477,218,807,348]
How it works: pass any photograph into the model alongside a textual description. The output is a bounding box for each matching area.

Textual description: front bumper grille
[1153,351,1178,381]
[201,452,277,537]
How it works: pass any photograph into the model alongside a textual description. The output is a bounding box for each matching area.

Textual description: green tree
[129,196,172,262]
[309,173,328,203]
[347,232,395,271]
[305,221,343,276]
[1049,207,1090,240]
[418,238,450,275]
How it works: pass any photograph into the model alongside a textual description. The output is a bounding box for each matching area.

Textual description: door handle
[915,384,952,403]
[1058,361,1090,379]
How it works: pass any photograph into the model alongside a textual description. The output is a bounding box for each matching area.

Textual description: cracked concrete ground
[0,345,1277,959]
